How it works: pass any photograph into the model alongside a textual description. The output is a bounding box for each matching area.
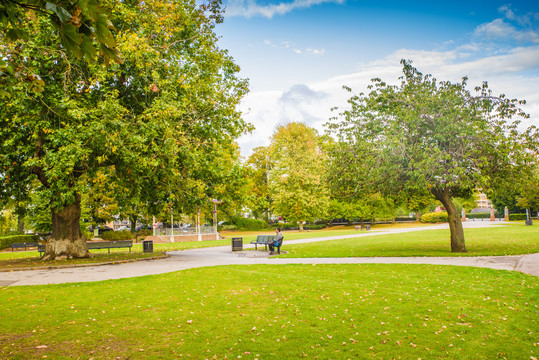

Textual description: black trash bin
[143,240,153,253]
[232,237,243,251]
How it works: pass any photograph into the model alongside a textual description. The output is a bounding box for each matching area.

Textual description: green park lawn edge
[274,223,539,258]
[0,264,537,359]
[0,251,167,270]
[0,222,537,269]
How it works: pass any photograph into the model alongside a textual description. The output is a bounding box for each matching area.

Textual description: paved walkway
[1,221,537,286]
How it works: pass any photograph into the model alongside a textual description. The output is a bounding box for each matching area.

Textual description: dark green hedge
[271,223,327,230]
[230,217,270,231]
[509,213,528,221]
[0,234,40,250]
[100,230,134,241]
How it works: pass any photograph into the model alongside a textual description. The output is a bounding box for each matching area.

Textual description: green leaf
[99,45,121,63]
[95,14,115,47]
[81,35,96,61]
[86,0,100,20]
[6,28,27,41]
[60,23,82,57]
[46,3,72,23]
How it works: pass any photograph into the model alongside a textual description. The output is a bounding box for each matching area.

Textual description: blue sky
[215,0,539,157]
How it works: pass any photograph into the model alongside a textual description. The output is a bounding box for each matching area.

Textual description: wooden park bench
[10,242,39,251]
[250,235,275,251]
[38,240,133,257]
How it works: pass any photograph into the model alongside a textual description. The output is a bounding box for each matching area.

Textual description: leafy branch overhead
[1,0,118,61]
[0,0,119,98]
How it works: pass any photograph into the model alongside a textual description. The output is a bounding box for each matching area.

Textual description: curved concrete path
[1,221,537,286]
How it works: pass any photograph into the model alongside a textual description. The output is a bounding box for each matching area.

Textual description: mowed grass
[0,264,536,359]
[277,224,539,258]
[0,251,166,270]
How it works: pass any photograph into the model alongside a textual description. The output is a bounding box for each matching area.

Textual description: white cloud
[306,48,326,55]
[473,5,539,44]
[474,18,539,43]
[237,46,539,158]
[498,5,516,21]
[225,0,344,19]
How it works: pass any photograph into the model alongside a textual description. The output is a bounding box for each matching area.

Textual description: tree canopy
[328,60,538,252]
[269,122,329,230]
[0,0,250,259]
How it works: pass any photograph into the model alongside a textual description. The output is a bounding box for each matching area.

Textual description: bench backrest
[87,241,133,249]
[11,242,39,247]
[256,235,275,243]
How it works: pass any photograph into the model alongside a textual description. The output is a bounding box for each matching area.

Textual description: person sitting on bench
[269,227,283,255]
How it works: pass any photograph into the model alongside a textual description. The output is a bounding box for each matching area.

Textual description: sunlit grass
[277,224,539,258]
[0,264,536,359]
[0,251,165,270]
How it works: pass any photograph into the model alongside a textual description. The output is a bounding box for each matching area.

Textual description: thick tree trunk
[130,215,137,233]
[17,215,24,233]
[299,221,304,231]
[43,196,90,260]
[416,211,421,222]
[431,188,467,253]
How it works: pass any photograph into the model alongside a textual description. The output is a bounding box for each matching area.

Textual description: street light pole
[211,199,221,240]
[170,206,174,243]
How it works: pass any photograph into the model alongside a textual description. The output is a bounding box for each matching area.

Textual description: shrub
[230,217,269,231]
[420,212,449,223]
[509,213,528,221]
[100,230,134,241]
[270,223,326,230]
[219,224,238,231]
[395,216,415,222]
[0,234,40,250]
[272,223,297,230]
[136,229,153,237]
[466,213,490,219]
[305,224,326,230]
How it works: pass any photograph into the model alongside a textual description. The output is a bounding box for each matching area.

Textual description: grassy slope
[0,264,537,359]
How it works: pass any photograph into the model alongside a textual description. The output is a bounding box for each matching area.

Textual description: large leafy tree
[269,122,329,231]
[246,146,273,221]
[0,0,250,259]
[328,60,538,252]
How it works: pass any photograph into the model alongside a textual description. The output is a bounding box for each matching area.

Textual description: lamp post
[169,205,174,243]
[211,199,221,240]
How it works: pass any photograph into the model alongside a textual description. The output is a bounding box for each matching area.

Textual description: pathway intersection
[1,221,537,286]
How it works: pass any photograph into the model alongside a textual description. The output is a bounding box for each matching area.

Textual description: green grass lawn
[277,224,539,258]
[0,251,166,270]
[1,223,537,269]
[0,264,536,359]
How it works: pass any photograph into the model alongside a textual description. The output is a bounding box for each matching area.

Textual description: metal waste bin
[143,240,153,253]
[525,219,533,226]
[365,224,371,230]
[232,237,243,251]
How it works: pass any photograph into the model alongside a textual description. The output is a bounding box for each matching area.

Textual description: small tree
[247,146,273,221]
[328,60,538,252]
[269,123,329,231]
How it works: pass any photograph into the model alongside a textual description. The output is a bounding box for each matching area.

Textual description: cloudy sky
[215,0,539,158]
